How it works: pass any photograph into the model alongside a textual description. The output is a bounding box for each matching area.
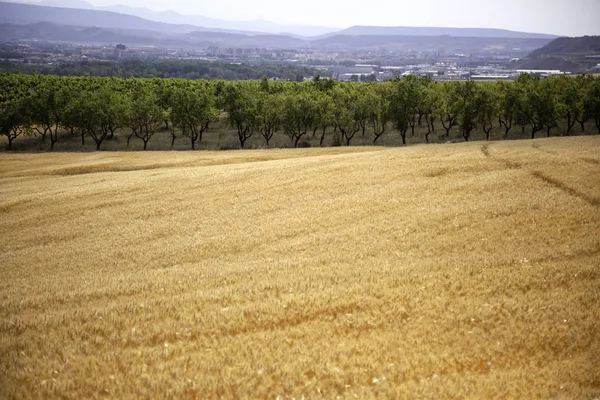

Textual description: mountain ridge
[335,25,558,39]
[0,1,558,53]
[7,0,340,36]
[3,0,563,39]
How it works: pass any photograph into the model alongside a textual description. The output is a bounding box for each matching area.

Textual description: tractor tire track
[482,143,600,207]
[532,142,600,166]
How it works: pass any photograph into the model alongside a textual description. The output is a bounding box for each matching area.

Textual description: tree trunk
[400,131,406,145]
[96,140,102,151]
[293,130,307,147]
[50,126,58,151]
[50,133,58,150]
[373,127,384,144]
[143,140,148,150]
[444,127,451,138]
[441,116,453,138]
[171,134,176,148]
[546,126,552,137]
[500,119,512,140]
[81,131,86,146]
[238,126,252,149]
[319,127,326,147]
[36,127,48,143]
[463,129,470,142]
[483,122,492,141]
[566,113,574,136]
[312,126,318,138]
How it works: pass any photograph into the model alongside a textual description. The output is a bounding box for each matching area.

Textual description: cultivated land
[1,137,599,398]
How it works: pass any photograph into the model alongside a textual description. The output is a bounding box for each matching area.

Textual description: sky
[86,0,600,37]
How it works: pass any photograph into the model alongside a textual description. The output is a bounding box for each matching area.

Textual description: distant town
[3,39,599,81]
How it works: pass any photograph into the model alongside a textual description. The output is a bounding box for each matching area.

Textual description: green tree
[331,85,361,146]
[222,82,258,149]
[353,84,374,137]
[437,81,461,139]
[555,75,585,136]
[583,77,600,134]
[29,77,64,150]
[0,97,30,150]
[496,81,519,139]
[370,83,392,144]
[476,83,499,141]
[390,76,420,145]
[256,91,283,147]
[457,81,479,142]
[421,81,440,143]
[171,84,218,150]
[282,87,319,147]
[82,88,127,150]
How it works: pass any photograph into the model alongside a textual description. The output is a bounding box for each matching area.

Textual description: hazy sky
[86,0,600,36]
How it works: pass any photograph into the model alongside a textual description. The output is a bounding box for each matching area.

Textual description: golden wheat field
[1,137,599,399]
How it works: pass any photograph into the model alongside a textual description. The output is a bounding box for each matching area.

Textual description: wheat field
[1,137,599,399]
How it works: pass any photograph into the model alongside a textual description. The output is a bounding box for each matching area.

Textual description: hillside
[528,35,600,57]
[334,25,558,39]
[517,36,600,72]
[0,2,557,52]
[311,34,552,53]
[0,2,261,36]
[0,21,305,48]
[22,0,340,36]
[1,137,599,398]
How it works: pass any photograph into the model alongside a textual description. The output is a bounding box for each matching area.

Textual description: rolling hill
[1,137,599,398]
[0,1,557,52]
[528,35,600,57]
[16,0,340,36]
[0,2,265,35]
[516,35,600,72]
[333,25,558,39]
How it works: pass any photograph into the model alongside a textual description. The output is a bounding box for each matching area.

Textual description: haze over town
[76,0,600,37]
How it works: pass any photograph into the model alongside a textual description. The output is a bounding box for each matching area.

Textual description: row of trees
[0,60,321,81]
[1,73,600,151]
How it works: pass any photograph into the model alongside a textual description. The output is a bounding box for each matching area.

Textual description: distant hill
[527,35,600,57]
[333,26,558,39]
[0,2,195,33]
[0,2,557,54]
[5,0,339,36]
[0,2,268,36]
[0,22,306,48]
[311,34,553,54]
[516,36,600,72]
